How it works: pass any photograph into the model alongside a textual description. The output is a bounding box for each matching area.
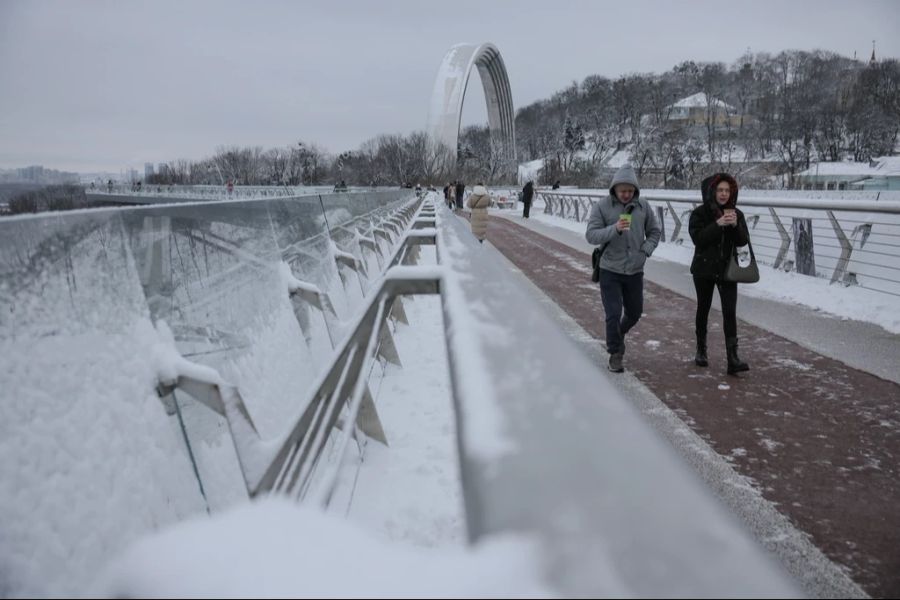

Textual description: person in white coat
[467,183,491,243]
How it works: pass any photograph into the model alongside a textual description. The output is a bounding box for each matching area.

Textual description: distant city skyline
[1,0,898,173]
[0,164,80,184]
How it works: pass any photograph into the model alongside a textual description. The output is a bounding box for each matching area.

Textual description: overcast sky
[1,0,898,173]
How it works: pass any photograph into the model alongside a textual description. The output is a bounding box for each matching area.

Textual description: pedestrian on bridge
[521,180,534,218]
[443,182,453,209]
[585,164,661,373]
[467,183,491,244]
[689,172,751,375]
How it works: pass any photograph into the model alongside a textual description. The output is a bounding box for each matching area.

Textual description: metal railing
[156,201,433,504]
[85,183,376,203]
[539,190,900,297]
[0,189,418,596]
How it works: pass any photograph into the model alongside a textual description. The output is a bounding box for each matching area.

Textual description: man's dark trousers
[598,268,644,354]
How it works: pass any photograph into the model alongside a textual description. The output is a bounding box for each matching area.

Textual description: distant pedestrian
[467,182,491,243]
[455,181,465,211]
[521,180,534,218]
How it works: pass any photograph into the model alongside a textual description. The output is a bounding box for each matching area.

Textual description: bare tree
[296,141,327,185]
[848,59,900,161]
[611,75,650,143]
[375,134,412,185]
[408,132,455,184]
[263,148,288,184]
[561,115,586,172]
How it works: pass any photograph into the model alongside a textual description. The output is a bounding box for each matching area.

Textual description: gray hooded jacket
[584,165,661,275]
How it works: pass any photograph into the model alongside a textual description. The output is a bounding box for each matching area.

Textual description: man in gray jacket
[585,165,661,372]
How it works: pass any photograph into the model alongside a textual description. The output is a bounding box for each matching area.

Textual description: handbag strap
[732,223,755,261]
[742,236,756,261]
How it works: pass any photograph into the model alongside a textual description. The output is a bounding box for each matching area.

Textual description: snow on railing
[0,189,418,597]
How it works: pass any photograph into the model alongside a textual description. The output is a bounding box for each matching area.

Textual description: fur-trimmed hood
[701,173,739,209]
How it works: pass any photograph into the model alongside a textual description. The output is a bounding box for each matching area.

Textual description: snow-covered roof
[796,162,879,178]
[874,155,900,175]
[797,157,900,178]
[670,92,735,111]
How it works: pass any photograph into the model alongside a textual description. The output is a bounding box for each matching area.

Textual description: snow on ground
[529,209,900,334]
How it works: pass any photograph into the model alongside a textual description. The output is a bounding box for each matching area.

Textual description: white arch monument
[426,43,516,168]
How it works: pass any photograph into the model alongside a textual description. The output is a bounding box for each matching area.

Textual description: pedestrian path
[477,210,900,599]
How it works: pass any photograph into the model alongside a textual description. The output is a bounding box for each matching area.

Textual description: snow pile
[0,215,213,597]
[93,497,551,599]
[0,316,209,597]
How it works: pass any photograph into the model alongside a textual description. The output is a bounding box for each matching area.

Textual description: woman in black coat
[689,173,751,374]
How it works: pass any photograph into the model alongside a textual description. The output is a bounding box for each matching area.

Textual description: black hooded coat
[689,173,750,279]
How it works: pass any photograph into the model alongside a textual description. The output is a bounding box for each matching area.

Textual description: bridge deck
[475,211,900,598]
